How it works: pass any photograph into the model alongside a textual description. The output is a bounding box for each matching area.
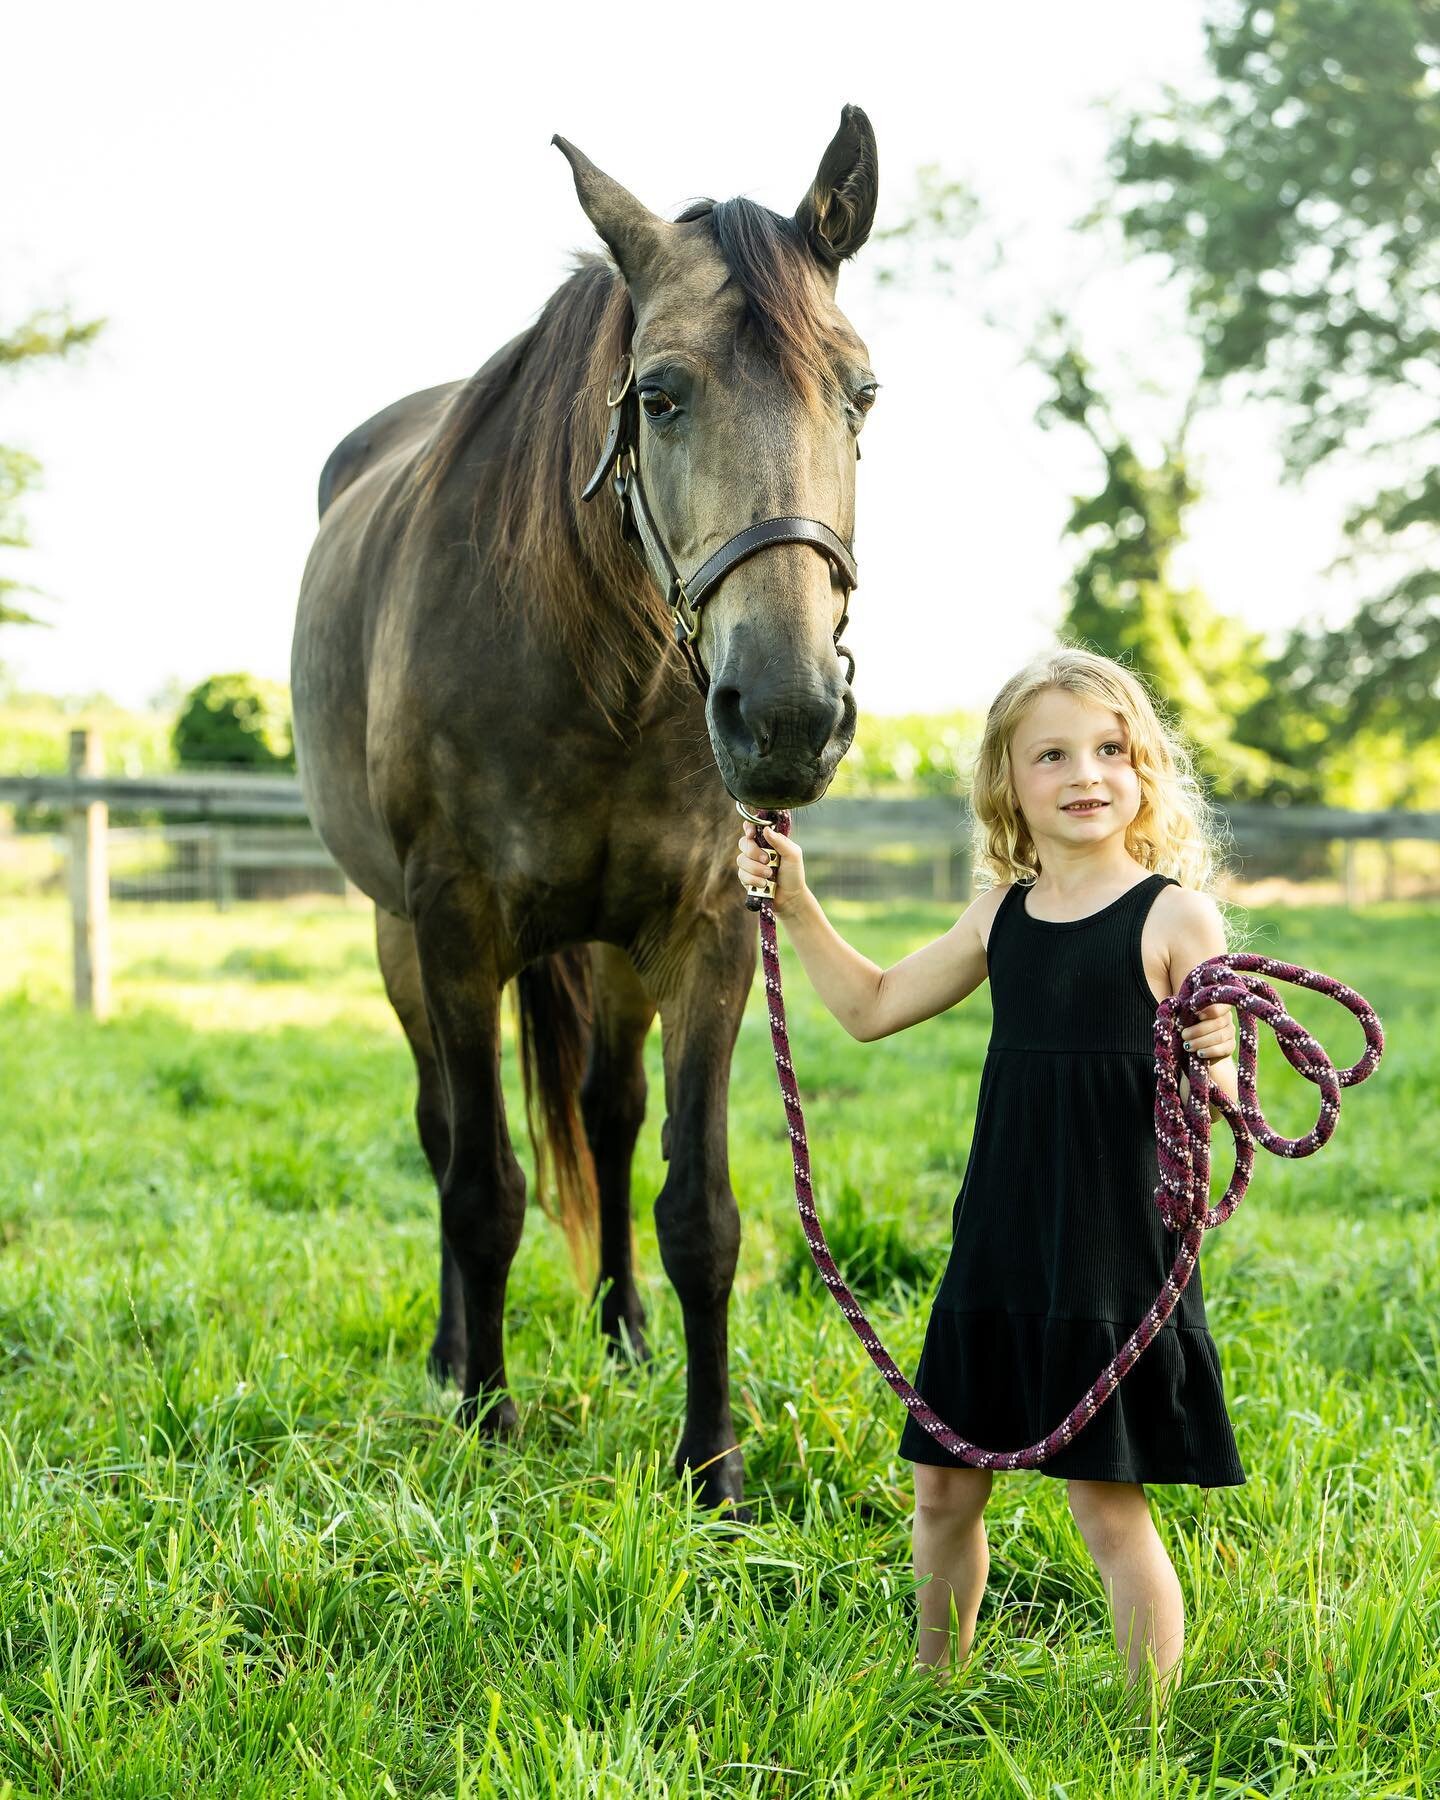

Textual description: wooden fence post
[215,827,235,912]
[68,728,111,1018]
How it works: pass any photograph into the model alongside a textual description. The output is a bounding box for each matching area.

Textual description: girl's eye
[1039,744,1126,761]
[640,389,677,420]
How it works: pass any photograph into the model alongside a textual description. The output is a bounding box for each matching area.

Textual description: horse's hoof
[707,1499,754,1531]
[676,1448,748,1522]
[455,1391,519,1437]
[596,1285,651,1369]
[603,1318,652,1368]
[427,1339,466,1386]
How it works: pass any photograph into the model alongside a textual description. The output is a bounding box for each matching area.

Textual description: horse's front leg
[649,902,758,1517]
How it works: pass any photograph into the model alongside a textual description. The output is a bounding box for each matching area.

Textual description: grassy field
[0,892,1435,1796]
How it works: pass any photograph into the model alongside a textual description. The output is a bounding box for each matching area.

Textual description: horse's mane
[402,196,849,735]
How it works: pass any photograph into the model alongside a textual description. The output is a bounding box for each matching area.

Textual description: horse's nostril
[808,689,847,758]
[712,685,766,758]
[737,690,776,758]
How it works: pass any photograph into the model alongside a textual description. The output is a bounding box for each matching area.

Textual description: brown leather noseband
[581,352,859,702]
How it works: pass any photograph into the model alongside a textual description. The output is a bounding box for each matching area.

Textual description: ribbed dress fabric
[897,872,1247,1486]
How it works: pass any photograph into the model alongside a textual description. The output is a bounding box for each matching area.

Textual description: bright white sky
[4,0,1371,717]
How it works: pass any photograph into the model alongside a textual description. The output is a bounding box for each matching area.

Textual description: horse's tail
[512,948,599,1292]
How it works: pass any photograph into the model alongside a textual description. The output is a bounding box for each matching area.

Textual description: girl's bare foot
[913,1655,961,1688]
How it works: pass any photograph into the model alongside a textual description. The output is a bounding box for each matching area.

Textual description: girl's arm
[735,821,992,1042]
[782,885,993,1042]
[1160,889,1240,1119]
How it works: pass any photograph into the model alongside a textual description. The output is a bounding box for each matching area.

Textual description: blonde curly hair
[969,646,1231,895]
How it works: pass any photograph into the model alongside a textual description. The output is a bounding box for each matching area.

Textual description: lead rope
[746,807,1386,1469]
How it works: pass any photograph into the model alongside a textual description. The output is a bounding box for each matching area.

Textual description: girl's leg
[911,1464,993,1674]
[1066,1479,1185,1701]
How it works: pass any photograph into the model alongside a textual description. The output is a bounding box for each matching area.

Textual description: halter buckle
[671,577,700,646]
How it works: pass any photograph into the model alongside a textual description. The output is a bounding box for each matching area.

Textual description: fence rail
[0,770,308,816]
[5,731,1439,1017]
[5,766,1439,844]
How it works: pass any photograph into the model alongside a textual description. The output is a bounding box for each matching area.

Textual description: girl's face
[1007,687,1143,853]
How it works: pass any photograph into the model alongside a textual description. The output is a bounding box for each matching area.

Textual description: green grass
[0,893,1435,1796]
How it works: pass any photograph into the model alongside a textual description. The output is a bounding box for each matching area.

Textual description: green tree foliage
[838,709,985,796]
[1107,0,1440,745]
[1,307,105,628]
[868,164,985,288]
[171,674,295,770]
[1035,335,1291,799]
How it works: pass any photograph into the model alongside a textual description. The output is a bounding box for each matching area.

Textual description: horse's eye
[640,389,677,419]
[851,383,879,413]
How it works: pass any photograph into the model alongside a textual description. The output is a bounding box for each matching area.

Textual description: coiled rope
[748,807,1386,1469]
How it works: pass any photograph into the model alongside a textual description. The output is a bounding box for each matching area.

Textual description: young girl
[735,647,1244,1704]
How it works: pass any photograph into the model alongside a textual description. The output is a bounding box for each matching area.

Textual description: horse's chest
[413,725,715,955]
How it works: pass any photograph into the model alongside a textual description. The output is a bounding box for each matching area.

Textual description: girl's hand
[736,820,809,916]
[1181,1002,1234,1061]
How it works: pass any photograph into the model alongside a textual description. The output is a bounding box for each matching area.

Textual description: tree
[1106,0,1440,746]
[1,307,105,628]
[870,165,1305,796]
[869,164,985,289]
[171,674,295,770]
[1034,332,1293,799]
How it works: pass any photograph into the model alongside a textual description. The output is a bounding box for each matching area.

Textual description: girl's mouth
[1061,800,1108,812]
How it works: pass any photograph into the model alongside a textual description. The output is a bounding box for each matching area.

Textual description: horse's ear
[795,103,878,269]
[552,136,669,284]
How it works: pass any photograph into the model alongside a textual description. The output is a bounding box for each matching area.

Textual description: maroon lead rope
[747,807,1386,1469]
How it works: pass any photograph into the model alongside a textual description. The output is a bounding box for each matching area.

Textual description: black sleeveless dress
[897,873,1246,1486]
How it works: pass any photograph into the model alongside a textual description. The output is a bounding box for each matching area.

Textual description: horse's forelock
[678,196,851,411]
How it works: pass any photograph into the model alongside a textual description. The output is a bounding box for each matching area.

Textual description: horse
[290,107,879,1515]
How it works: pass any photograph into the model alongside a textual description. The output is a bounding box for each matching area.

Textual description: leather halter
[580,351,859,702]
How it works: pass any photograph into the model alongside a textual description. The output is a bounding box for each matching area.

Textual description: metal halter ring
[735,798,779,899]
[606,353,635,409]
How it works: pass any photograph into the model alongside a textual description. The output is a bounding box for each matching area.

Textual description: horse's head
[554,108,879,809]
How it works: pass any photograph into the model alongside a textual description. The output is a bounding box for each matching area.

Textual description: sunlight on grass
[0,894,1435,1794]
